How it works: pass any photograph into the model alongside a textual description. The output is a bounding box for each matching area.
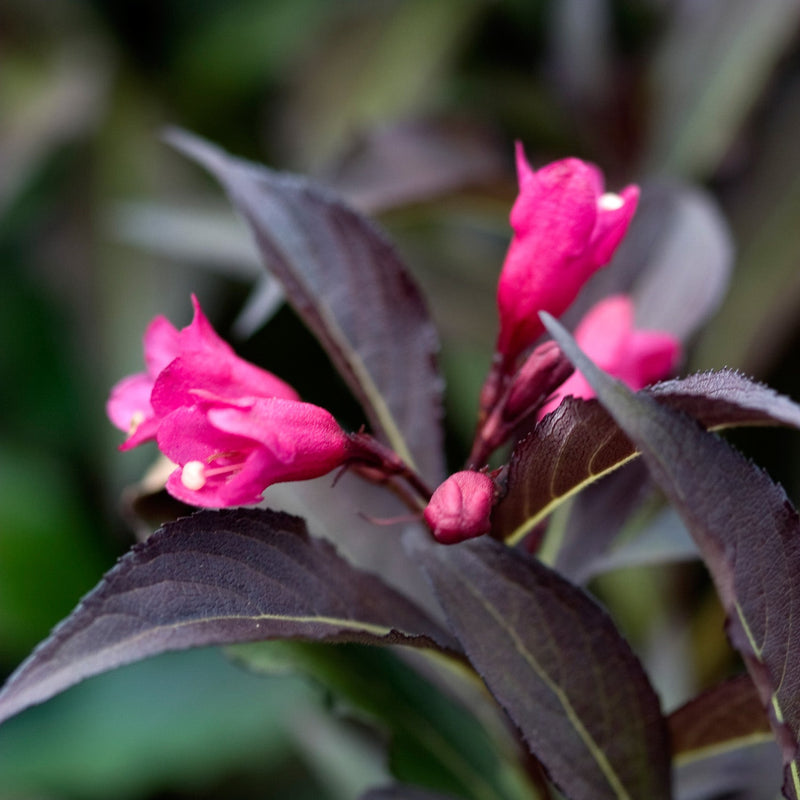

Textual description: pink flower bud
[539,294,682,417]
[495,145,639,366]
[504,340,575,421]
[423,471,495,545]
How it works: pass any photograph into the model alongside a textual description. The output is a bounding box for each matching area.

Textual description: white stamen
[598,192,624,211]
[128,410,145,436]
[181,460,207,491]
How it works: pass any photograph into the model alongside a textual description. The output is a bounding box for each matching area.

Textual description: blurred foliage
[2,0,800,797]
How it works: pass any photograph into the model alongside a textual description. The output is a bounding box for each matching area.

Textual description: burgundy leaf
[553,461,656,582]
[493,369,800,544]
[0,508,456,726]
[675,740,781,800]
[669,675,772,763]
[421,536,671,800]
[543,313,800,800]
[166,129,445,484]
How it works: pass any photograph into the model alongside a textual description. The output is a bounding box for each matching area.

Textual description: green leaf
[0,509,455,726]
[543,312,800,799]
[0,648,318,799]
[231,642,536,800]
[421,536,671,800]
[361,786,464,800]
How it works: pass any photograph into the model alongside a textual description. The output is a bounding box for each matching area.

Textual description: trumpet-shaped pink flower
[496,145,639,366]
[540,294,681,417]
[157,397,352,508]
[106,295,298,450]
[106,296,355,507]
[423,471,495,545]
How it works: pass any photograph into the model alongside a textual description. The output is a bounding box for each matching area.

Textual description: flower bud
[423,471,495,545]
[504,340,575,421]
[495,145,639,366]
[539,295,681,417]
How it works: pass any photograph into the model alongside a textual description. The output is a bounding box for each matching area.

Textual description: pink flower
[106,295,298,450]
[540,295,681,417]
[423,471,495,545]
[156,397,352,508]
[107,296,354,507]
[495,145,639,366]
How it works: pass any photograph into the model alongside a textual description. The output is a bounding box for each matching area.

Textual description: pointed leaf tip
[0,508,456,726]
[167,131,446,483]
[541,314,800,800]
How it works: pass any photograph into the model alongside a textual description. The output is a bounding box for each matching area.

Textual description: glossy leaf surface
[0,509,455,726]
[669,675,772,764]
[494,369,800,544]
[167,130,445,483]
[422,536,671,800]
[544,313,800,800]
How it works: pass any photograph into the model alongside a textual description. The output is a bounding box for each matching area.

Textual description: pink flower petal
[150,350,298,418]
[106,372,152,433]
[208,398,350,482]
[142,316,181,377]
[496,146,639,365]
[539,295,682,416]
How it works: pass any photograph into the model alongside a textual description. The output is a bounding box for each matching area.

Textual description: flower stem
[346,432,435,508]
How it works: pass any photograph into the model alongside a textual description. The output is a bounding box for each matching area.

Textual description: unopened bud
[423,471,495,545]
[504,340,574,421]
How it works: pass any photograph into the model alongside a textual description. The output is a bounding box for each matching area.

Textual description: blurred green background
[2,0,800,797]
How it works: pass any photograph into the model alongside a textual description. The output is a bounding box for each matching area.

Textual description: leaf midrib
[456,569,636,800]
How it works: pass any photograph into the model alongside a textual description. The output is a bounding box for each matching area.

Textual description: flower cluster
[538,294,680,417]
[109,146,681,543]
[108,296,353,508]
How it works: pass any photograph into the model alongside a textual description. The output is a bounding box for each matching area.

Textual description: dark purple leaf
[0,508,456,726]
[421,536,671,800]
[669,675,772,762]
[493,369,800,544]
[675,740,781,800]
[553,461,655,582]
[166,129,445,484]
[543,312,800,800]
[569,505,699,584]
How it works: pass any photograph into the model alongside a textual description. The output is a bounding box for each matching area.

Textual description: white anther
[598,192,624,211]
[181,460,207,491]
[128,410,145,436]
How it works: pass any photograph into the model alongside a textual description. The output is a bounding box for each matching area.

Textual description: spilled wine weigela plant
[3,132,800,800]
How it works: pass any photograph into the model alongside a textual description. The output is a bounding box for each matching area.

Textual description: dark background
[2,1,800,796]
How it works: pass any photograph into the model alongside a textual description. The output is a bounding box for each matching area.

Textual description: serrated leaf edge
[457,571,635,800]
